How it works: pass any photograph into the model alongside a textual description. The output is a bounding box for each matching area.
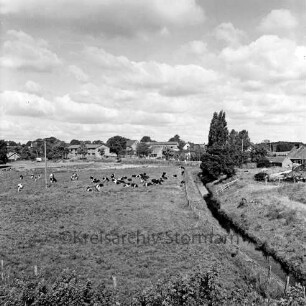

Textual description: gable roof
[126,140,138,147]
[289,145,306,160]
[147,142,178,146]
[68,144,108,150]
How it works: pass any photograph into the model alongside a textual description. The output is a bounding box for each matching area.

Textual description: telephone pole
[44,139,48,188]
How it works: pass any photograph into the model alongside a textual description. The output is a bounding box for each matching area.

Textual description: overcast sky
[0,0,305,144]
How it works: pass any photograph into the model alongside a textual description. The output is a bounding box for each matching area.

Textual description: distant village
[4,137,306,169]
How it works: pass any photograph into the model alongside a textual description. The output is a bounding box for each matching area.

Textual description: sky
[0,0,305,144]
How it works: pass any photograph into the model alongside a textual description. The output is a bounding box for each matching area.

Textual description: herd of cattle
[14,166,186,193]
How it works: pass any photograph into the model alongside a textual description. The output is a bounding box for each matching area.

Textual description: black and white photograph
[0,0,306,305]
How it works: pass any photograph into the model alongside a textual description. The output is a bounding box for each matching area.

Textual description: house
[147,142,179,159]
[183,143,191,151]
[288,145,306,167]
[7,152,20,161]
[149,146,164,159]
[67,144,116,159]
[125,140,139,155]
[266,145,306,168]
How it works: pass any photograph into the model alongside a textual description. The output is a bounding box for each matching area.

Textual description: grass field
[0,163,258,299]
[215,168,306,282]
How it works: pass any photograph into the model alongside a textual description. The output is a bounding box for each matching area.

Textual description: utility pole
[242,139,244,152]
[44,139,48,188]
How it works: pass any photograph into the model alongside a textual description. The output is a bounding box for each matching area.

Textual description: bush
[254,172,268,181]
[256,158,270,168]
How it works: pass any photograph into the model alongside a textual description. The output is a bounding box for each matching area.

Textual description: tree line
[201,111,269,183]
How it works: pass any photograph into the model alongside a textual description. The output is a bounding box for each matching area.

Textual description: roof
[68,144,108,149]
[147,142,178,146]
[267,156,286,164]
[150,146,164,154]
[126,140,138,147]
[289,145,306,160]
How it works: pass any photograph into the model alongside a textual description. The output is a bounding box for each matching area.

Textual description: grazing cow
[86,186,93,192]
[17,183,23,192]
[143,182,153,187]
[123,183,131,188]
[92,178,100,183]
[181,171,185,176]
[180,166,185,170]
[50,173,57,183]
[71,173,78,181]
[95,183,104,191]
[102,177,109,182]
[180,180,185,187]
[30,174,34,179]
[131,183,138,188]
[132,174,137,178]
[20,175,23,180]
[173,174,177,178]
[127,178,132,182]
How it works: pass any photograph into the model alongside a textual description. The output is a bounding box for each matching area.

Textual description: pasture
[0,163,247,296]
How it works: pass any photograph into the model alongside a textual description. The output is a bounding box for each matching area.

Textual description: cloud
[220,35,306,83]
[214,22,245,46]
[68,65,89,82]
[84,46,219,96]
[258,9,298,33]
[0,0,205,36]
[0,30,61,72]
[24,80,42,95]
[0,90,55,117]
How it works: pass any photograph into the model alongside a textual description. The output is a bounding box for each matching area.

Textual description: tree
[200,147,235,183]
[136,143,152,157]
[70,139,81,145]
[162,147,174,160]
[140,136,153,143]
[77,142,88,159]
[207,111,228,148]
[0,140,8,164]
[93,140,104,144]
[168,134,186,151]
[98,147,105,157]
[106,136,128,157]
[250,144,268,163]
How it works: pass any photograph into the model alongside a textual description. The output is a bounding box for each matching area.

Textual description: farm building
[6,152,20,161]
[68,144,116,159]
[288,145,306,166]
[125,140,139,155]
[146,142,179,159]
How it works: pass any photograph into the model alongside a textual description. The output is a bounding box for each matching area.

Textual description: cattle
[86,186,93,192]
[180,180,185,187]
[50,173,57,183]
[17,183,23,192]
[20,175,23,180]
[181,171,185,176]
[173,174,177,178]
[71,173,78,181]
[95,183,104,191]
[143,182,153,187]
[123,183,131,188]
[102,177,109,182]
[92,178,100,183]
[30,174,34,179]
[131,183,138,188]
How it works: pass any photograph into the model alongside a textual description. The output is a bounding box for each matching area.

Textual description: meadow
[0,163,251,298]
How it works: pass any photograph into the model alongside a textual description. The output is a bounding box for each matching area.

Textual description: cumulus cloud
[220,35,306,83]
[84,46,219,96]
[68,65,89,82]
[0,30,61,71]
[24,80,42,95]
[0,0,205,36]
[214,22,245,46]
[258,9,298,33]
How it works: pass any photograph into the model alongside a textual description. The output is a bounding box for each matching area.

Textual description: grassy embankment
[207,167,306,284]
